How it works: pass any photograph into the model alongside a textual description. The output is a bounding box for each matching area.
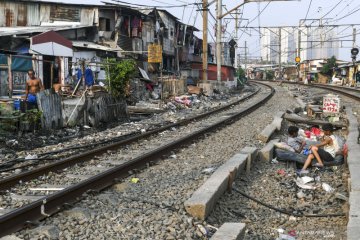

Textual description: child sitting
[287,126,306,153]
[297,123,340,175]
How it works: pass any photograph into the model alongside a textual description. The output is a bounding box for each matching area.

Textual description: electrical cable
[232,187,346,218]
[304,0,313,21]
[332,4,360,22]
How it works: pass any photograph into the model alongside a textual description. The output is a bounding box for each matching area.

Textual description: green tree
[321,56,337,77]
[237,67,246,79]
[265,70,275,80]
[105,59,137,98]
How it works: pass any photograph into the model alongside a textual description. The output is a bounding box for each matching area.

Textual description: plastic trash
[25,154,38,160]
[202,167,215,174]
[322,183,334,193]
[295,177,317,190]
[271,158,279,164]
[130,178,139,183]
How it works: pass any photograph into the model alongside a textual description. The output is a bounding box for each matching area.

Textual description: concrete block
[274,111,285,119]
[349,164,360,191]
[272,117,283,131]
[184,154,248,220]
[347,191,360,240]
[295,97,306,108]
[257,124,277,143]
[239,147,258,174]
[259,139,280,162]
[210,223,246,240]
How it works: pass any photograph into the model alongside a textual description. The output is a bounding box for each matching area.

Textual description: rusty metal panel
[27,3,40,26]
[0,3,5,27]
[40,5,50,23]
[50,5,80,22]
[17,4,27,26]
[81,8,96,26]
[3,2,17,27]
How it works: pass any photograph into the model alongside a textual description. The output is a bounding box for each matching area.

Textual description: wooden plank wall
[162,78,186,96]
[87,92,128,127]
[37,89,63,129]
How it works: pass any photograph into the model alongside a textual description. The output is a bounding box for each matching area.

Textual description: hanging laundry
[156,21,160,33]
[132,16,140,28]
[85,67,94,87]
[132,27,138,37]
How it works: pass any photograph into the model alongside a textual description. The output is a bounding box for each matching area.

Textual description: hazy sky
[107,0,360,60]
[65,0,360,61]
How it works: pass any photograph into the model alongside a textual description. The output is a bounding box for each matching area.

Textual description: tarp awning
[30,31,73,57]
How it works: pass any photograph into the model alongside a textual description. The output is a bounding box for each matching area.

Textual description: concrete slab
[295,97,306,108]
[257,124,277,143]
[349,164,360,191]
[345,107,360,239]
[272,117,283,131]
[239,147,258,174]
[347,191,360,240]
[274,111,285,119]
[210,223,246,240]
[259,139,280,162]
[184,154,248,220]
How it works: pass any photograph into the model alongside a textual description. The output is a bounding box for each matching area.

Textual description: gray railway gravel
[11,82,348,240]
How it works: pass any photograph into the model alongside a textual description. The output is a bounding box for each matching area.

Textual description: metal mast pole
[216,0,222,82]
[278,27,282,79]
[202,0,208,81]
[245,41,247,75]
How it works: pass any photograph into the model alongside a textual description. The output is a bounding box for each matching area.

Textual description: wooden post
[8,55,12,98]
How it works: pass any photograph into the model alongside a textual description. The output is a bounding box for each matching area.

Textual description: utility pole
[235,10,239,69]
[202,0,208,81]
[216,0,222,82]
[297,29,301,80]
[297,29,301,58]
[245,41,247,75]
[353,27,357,48]
[278,27,282,79]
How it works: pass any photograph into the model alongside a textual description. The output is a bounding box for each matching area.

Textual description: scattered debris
[322,183,334,193]
[295,177,317,190]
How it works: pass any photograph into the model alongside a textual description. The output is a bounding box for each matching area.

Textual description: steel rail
[0,82,274,237]
[0,84,260,191]
[275,80,360,101]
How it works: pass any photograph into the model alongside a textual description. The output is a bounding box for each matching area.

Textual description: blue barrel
[14,99,20,110]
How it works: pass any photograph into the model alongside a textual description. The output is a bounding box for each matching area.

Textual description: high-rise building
[260,27,339,63]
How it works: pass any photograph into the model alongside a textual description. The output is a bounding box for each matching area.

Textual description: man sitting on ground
[297,123,339,175]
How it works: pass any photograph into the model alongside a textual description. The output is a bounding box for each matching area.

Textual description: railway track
[0,82,274,237]
[0,84,259,183]
[279,80,360,101]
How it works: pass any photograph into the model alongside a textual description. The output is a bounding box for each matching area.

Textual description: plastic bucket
[14,99,20,110]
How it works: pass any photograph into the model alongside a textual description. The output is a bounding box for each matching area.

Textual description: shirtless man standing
[25,69,44,107]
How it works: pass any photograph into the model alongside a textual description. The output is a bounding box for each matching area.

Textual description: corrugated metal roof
[0,25,90,36]
[21,0,107,6]
[72,41,122,51]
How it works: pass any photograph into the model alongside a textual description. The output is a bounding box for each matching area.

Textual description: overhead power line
[304,0,313,21]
